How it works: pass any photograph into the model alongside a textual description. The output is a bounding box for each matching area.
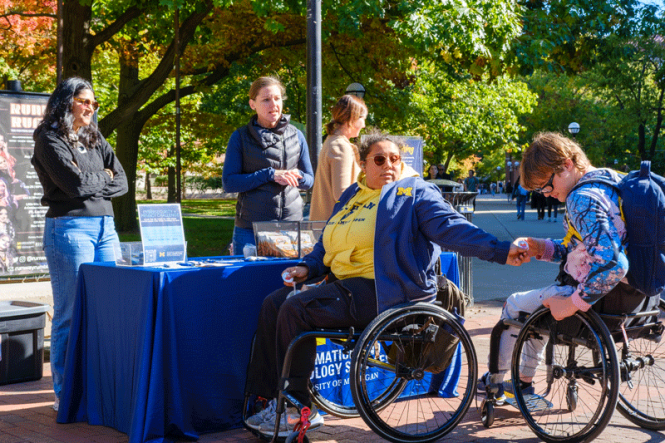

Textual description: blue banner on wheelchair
[311,339,463,408]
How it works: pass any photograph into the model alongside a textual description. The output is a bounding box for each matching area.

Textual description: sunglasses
[367,154,401,167]
[534,171,557,194]
[73,97,100,111]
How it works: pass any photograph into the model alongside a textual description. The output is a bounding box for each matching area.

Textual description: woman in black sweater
[31,77,127,412]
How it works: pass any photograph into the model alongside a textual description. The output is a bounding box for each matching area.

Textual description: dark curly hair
[34,77,100,149]
[358,130,403,161]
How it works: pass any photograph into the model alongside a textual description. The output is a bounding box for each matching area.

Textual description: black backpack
[566,161,665,296]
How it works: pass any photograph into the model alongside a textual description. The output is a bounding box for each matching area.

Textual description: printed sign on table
[137,203,186,265]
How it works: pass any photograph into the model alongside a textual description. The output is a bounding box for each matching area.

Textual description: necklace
[68,133,87,153]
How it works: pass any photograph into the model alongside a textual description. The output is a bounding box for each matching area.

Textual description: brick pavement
[1,299,663,442]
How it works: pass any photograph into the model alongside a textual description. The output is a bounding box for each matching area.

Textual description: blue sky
[639,0,664,7]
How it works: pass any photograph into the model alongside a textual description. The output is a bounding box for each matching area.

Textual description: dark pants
[245,276,378,406]
[533,192,546,219]
[547,197,559,219]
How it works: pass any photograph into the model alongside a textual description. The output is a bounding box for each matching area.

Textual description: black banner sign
[0,91,50,277]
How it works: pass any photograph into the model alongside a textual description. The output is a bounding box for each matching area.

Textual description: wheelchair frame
[243,302,478,443]
[481,299,665,443]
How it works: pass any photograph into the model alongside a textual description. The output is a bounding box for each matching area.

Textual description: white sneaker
[52,395,60,412]
[245,399,276,430]
[258,405,324,437]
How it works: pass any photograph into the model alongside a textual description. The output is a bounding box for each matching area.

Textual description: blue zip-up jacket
[301,176,510,313]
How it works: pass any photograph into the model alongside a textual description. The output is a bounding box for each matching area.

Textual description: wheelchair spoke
[616,299,665,430]
[351,304,477,442]
[512,307,619,443]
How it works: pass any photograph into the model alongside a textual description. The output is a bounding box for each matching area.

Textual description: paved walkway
[0,195,662,442]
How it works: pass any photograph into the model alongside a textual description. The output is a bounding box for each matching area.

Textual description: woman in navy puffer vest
[222,76,314,253]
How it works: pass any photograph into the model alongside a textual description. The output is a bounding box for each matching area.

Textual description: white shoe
[245,399,276,430]
[52,395,60,412]
[258,405,324,437]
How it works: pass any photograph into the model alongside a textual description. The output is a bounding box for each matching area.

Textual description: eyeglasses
[534,171,557,194]
[73,97,100,111]
[367,154,401,167]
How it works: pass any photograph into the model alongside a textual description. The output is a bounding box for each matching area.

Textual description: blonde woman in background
[309,95,367,221]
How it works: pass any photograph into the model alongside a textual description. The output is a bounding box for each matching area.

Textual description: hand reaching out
[506,240,530,266]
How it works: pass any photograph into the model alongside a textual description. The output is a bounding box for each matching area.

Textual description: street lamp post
[568,122,580,139]
[345,82,366,98]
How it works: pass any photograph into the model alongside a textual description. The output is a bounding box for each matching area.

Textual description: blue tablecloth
[57,253,460,443]
[57,257,299,443]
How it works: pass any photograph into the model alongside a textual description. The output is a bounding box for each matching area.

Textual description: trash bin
[0,301,50,385]
[441,192,478,306]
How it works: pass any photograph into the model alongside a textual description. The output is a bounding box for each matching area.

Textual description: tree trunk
[638,122,646,160]
[145,172,152,200]
[167,164,177,203]
[112,39,142,232]
[113,121,142,232]
[61,1,93,80]
[649,86,664,160]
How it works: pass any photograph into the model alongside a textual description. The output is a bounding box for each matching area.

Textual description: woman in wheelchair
[481,132,662,436]
[244,130,528,438]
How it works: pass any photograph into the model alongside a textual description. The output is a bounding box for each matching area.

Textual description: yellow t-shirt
[322,177,381,280]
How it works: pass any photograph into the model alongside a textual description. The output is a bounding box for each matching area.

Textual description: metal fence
[442,192,478,306]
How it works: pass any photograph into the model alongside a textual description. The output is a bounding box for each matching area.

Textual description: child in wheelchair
[481,132,661,404]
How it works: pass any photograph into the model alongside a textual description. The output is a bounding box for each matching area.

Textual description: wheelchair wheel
[616,298,665,430]
[511,307,619,443]
[310,373,406,418]
[350,303,477,443]
[480,398,494,428]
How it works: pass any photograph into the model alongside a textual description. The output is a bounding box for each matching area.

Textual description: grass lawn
[118,199,236,258]
[135,198,237,216]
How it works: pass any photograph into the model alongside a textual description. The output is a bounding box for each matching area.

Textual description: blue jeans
[232,226,256,255]
[516,195,526,220]
[43,216,120,398]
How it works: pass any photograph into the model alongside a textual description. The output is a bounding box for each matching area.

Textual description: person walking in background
[464,170,480,210]
[533,190,547,220]
[32,77,128,412]
[547,195,559,223]
[310,95,366,221]
[513,177,529,220]
[222,76,314,253]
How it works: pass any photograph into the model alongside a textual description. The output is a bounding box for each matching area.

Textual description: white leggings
[493,284,574,381]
